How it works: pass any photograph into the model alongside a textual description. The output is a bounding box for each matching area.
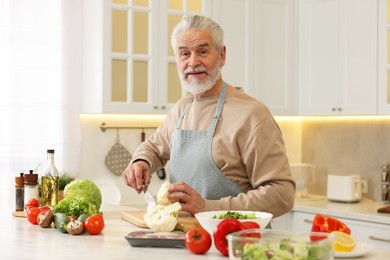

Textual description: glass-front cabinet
[378,0,390,114]
[105,0,211,114]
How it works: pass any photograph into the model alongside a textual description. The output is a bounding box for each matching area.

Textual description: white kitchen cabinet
[212,0,298,115]
[271,212,293,230]
[378,0,390,114]
[291,211,390,250]
[81,0,211,114]
[299,0,378,115]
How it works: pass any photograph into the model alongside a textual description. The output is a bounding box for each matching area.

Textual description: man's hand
[167,181,205,216]
[122,160,151,193]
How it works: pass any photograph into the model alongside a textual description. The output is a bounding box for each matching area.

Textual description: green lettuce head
[63,179,102,210]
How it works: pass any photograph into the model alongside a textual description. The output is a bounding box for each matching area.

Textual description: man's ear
[220,46,226,66]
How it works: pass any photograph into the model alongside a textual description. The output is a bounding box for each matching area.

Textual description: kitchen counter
[1,204,226,260]
[2,203,389,259]
[293,197,390,225]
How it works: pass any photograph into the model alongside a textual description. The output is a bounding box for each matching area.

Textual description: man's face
[175,29,226,94]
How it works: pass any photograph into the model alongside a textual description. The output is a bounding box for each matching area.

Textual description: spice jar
[24,170,39,206]
[15,173,24,211]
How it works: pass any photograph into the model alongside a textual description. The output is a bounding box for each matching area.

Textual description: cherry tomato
[27,207,41,225]
[185,228,212,255]
[213,218,243,256]
[84,213,105,235]
[27,198,39,208]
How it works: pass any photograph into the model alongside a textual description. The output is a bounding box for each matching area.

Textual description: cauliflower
[143,181,182,232]
[144,202,182,232]
[156,181,173,205]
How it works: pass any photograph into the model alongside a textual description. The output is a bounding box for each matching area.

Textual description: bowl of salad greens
[227,229,335,260]
[195,211,273,235]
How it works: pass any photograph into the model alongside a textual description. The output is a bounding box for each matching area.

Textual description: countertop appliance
[327,174,362,202]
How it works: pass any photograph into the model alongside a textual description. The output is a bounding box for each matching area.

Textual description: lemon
[332,231,356,252]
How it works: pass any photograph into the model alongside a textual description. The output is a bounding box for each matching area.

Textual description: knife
[142,184,156,206]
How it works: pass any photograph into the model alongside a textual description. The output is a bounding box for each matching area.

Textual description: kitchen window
[0,0,82,210]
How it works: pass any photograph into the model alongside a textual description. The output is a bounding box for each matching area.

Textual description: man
[122,15,295,217]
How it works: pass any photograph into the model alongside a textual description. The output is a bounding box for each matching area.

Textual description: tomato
[84,213,105,235]
[27,207,41,225]
[185,228,212,255]
[27,198,39,208]
[213,218,243,256]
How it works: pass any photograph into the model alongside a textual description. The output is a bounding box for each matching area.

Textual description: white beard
[179,61,222,94]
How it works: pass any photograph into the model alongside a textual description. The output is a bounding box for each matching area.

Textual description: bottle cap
[47,149,55,154]
[15,173,24,188]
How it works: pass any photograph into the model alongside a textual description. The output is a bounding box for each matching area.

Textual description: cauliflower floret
[144,202,182,232]
[156,181,173,206]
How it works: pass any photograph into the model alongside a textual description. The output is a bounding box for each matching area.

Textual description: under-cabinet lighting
[80,114,166,120]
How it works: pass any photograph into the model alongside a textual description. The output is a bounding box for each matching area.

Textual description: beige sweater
[131,87,295,217]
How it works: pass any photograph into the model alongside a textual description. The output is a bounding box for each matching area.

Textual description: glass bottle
[41,149,59,207]
[24,170,39,206]
[15,173,24,211]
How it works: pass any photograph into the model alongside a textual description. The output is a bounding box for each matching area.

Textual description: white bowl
[195,211,273,235]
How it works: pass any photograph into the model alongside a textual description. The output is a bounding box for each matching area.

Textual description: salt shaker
[24,170,39,206]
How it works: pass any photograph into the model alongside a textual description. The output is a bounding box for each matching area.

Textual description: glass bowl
[227,229,335,260]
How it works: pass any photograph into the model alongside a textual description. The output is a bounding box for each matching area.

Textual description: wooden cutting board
[12,211,26,218]
[120,210,200,232]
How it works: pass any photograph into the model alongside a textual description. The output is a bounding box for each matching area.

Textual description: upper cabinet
[82,0,387,116]
[378,0,390,114]
[299,0,378,115]
[211,0,298,116]
[81,0,211,114]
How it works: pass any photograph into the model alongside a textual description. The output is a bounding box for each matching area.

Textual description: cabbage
[63,179,102,210]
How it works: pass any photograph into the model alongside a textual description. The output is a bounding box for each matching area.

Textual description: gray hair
[170,15,224,54]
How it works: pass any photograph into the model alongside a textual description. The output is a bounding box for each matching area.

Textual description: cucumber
[77,213,90,224]
[54,213,71,233]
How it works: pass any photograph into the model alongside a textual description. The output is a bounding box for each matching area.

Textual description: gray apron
[170,81,243,200]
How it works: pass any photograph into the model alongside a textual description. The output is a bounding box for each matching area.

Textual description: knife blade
[142,185,156,206]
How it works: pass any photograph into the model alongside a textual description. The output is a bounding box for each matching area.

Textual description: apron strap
[176,81,227,132]
[209,81,227,135]
[176,98,193,129]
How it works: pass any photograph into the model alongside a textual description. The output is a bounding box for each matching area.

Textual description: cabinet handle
[153,106,158,109]
[337,107,342,111]
[161,106,166,110]
[369,235,390,243]
[332,107,336,111]
[303,218,313,223]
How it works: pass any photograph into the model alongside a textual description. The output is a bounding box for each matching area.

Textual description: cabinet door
[82,0,210,114]
[378,0,390,114]
[300,0,377,115]
[254,0,297,115]
[212,0,297,115]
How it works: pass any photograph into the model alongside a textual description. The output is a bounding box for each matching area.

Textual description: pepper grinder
[15,173,24,211]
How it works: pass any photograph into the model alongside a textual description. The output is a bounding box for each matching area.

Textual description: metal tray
[125,231,186,248]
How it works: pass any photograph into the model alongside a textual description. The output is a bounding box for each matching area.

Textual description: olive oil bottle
[41,149,59,207]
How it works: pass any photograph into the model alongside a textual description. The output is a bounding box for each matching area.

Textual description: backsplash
[301,117,390,201]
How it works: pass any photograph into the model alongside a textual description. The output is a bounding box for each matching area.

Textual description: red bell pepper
[213,218,243,256]
[310,214,351,241]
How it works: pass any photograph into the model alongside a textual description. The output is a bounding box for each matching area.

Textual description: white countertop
[293,196,390,225]
[2,203,389,259]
